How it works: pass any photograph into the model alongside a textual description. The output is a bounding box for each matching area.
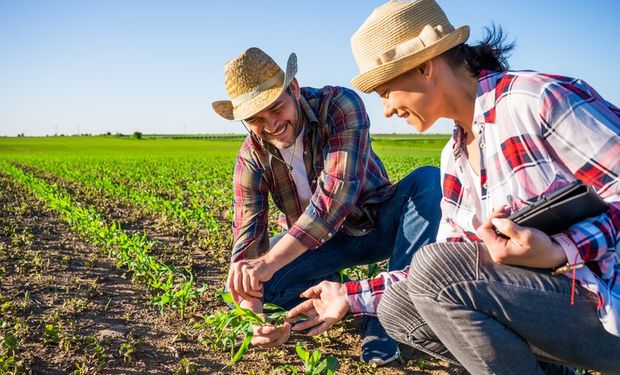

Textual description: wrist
[261,252,282,273]
[549,238,569,267]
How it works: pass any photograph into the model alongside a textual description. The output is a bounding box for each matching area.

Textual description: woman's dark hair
[442,24,515,77]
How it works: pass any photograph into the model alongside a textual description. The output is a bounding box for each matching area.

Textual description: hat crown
[224,47,284,101]
[352,0,454,72]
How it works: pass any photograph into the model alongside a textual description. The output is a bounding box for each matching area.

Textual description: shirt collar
[451,70,501,159]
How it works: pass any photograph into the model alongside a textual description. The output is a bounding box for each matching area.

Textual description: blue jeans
[262,166,442,310]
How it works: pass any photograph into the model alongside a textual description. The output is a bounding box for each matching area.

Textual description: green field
[0,134,459,374]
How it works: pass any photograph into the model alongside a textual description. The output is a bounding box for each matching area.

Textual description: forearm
[263,233,309,273]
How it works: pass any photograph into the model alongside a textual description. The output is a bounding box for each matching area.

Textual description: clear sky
[1,0,619,136]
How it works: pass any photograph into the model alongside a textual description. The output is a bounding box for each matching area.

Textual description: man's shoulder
[300,85,359,99]
[300,85,367,130]
[237,134,262,161]
[301,85,363,107]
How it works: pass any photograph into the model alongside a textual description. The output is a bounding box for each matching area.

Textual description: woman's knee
[407,242,479,298]
[376,280,427,345]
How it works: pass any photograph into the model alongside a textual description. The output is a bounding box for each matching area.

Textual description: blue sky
[1,0,619,136]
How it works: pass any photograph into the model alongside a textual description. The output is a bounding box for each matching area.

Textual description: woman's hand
[476,205,567,268]
[285,281,350,336]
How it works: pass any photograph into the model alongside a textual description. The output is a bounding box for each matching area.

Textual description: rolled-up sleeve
[231,154,270,262]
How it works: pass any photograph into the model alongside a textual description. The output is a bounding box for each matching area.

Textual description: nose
[381,98,396,118]
[262,114,280,134]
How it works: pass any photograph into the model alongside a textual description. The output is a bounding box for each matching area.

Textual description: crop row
[0,161,205,319]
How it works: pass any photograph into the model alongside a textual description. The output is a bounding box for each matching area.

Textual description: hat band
[230,72,284,107]
[369,23,455,70]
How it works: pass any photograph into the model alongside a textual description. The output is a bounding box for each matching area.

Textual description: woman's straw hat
[212,47,297,121]
[351,0,469,93]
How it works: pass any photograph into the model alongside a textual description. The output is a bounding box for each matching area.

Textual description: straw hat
[351,0,470,93]
[212,47,297,121]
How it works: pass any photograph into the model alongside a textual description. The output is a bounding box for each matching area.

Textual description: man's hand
[285,280,350,336]
[477,206,567,268]
[239,297,292,348]
[250,323,292,348]
[227,257,275,303]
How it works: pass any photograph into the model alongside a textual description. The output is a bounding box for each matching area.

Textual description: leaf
[228,323,253,366]
[326,356,339,374]
[263,303,285,312]
[295,342,309,362]
[311,349,321,364]
[217,290,235,306]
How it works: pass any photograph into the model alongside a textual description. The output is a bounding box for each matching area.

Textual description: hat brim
[352,26,470,93]
[212,52,298,121]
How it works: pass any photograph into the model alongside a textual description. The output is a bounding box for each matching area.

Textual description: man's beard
[264,97,303,149]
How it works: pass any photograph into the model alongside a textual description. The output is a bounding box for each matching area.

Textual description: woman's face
[374,65,442,133]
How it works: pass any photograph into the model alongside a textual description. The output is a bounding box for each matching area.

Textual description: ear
[416,60,433,80]
[289,78,301,100]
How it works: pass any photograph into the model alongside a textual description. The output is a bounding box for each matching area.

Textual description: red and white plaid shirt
[347,70,620,336]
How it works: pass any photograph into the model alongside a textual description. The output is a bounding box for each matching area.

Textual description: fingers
[228,262,264,302]
[250,272,261,294]
[292,313,321,331]
[477,205,512,241]
[299,283,323,299]
[286,300,315,320]
[492,218,528,247]
[251,323,291,348]
[307,318,337,336]
[226,268,242,304]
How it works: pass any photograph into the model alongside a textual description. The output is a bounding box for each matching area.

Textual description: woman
[287,0,620,374]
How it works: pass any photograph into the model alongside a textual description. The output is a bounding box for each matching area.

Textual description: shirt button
[328,232,333,237]
[321,239,325,243]
[362,229,367,233]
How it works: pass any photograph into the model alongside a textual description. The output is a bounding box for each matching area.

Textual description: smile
[267,124,288,137]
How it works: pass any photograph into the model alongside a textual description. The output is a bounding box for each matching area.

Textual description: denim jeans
[378,242,620,375]
[261,166,442,310]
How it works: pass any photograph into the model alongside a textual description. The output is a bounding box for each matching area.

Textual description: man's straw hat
[351,0,469,93]
[212,47,297,121]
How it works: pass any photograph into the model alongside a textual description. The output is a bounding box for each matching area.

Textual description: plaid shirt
[347,71,620,337]
[232,86,394,262]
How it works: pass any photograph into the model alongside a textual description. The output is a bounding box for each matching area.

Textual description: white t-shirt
[277,126,313,208]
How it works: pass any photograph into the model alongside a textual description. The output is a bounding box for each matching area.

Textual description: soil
[0,169,462,374]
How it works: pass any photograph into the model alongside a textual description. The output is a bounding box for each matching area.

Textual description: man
[212,47,441,364]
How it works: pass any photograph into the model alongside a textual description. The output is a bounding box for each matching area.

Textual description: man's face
[244,79,301,149]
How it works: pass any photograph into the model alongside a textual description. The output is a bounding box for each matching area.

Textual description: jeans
[261,166,442,310]
[377,242,620,375]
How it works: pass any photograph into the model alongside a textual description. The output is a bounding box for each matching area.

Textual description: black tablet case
[494,180,609,238]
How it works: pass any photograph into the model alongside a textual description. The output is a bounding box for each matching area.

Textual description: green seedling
[273,342,339,375]
[43,324,61,345]
[295,342,339,375]
[201,291,293,369]
[202,291,264,368]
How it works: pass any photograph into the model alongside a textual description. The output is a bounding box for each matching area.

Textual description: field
[0,134,465,375]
